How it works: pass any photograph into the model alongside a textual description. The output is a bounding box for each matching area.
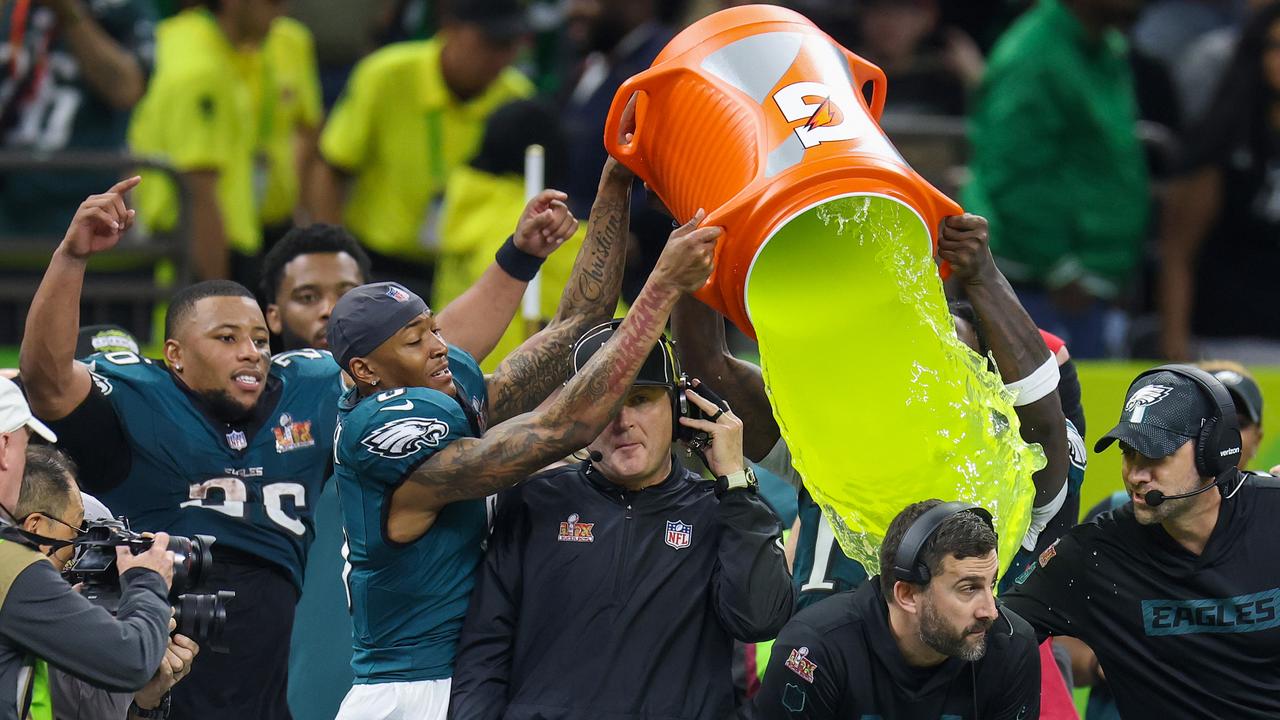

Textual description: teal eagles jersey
[792,484,868,610]
[85,348,342,590]
[333,344,489,684]
[792,419,1088,607]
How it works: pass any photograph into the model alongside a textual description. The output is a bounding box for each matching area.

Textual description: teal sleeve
[1066,419,1087,495]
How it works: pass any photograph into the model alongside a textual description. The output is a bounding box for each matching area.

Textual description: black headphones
[648,334,688,440]
[570,321,726,441]
[1129,364,1242,478]
[891,502,996,585]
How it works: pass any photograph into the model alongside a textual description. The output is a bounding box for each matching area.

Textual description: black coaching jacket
[449,457,795,720]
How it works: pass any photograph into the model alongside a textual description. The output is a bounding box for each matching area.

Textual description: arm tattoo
[485,178,631,424]
[408,280,680,508]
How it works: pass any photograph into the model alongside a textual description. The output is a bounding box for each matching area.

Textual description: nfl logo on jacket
[665,520,692,549]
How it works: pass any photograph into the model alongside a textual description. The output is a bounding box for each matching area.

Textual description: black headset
[570,321,725,441]
[891,502,996,585]
[1128,364,1242,478]
[649,334,690,440]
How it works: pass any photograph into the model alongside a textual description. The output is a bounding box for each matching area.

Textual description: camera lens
[174,590,235,653]
[167,534,215,593]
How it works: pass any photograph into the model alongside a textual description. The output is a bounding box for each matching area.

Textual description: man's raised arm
[394,214,721,513]
[670,295,780,463]
[481,158,634,425]
[20,178,140,420]
[938,214,1068,518]
[436,189,580,362]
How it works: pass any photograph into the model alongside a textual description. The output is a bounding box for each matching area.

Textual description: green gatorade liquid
[746,194,1043,574]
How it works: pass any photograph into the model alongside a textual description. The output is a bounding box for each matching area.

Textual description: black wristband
[495,235,545,282]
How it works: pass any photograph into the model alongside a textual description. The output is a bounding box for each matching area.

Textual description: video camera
[62,518,235,653]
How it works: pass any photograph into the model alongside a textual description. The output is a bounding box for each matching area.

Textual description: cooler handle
[841,49,887,121]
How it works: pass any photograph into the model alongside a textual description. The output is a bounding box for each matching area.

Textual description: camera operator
[19,451,201,720]
[0,436,173,719]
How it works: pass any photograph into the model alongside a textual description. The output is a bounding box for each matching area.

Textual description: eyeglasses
[24,512,86,536]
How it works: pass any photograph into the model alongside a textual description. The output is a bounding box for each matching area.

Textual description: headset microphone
[588,451,603,462]
[1144,485,1214,507]
[1144,469,1239,507]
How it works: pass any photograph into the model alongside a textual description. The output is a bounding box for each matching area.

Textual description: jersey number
[180,477,308,536]
[800,514,838,593]
[0,45,82,150]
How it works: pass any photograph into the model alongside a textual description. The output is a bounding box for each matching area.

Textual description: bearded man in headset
[753,499,1040,719]
[1004,365,1280,719]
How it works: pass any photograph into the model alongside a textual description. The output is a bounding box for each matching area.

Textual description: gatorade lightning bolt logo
[773,81,856,149]
[803,96,841,131]
[700,32,894,176]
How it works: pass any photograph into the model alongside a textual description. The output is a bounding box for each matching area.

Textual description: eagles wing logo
[1125,385,1172,423]
[1066,420,1087,472]
[361,417,450,459]
[88,370,113,396]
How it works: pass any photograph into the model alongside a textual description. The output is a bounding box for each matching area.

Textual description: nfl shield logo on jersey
[225,430,248,451]
[664,520,692,550]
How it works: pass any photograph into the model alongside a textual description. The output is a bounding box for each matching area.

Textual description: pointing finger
[107,176,141,195]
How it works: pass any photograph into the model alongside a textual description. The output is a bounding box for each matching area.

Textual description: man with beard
[19,181,340,720]
[753,500,1040,719]
[1004,365,1280,718]
[15,175,580,719]
[259,224,371,354]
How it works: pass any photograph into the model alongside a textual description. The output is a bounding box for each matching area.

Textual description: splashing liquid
[745,194,1043,575]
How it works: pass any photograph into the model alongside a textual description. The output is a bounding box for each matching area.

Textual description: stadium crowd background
[2,0,1280,717]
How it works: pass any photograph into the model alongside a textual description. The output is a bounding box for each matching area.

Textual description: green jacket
[963,0,1149,298]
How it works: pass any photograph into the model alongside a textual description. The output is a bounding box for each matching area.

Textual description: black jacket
[449,458,794,720]
[1004,473,1280,719]
[753,581,1040,720]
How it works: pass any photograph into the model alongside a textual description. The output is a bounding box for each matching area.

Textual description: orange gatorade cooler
[602,4,1042,575]
[603,3,961,338]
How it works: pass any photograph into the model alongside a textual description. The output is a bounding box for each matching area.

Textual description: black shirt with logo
[1003,474,1280,718]
[753,580,1040,720]
[449,459,794,720]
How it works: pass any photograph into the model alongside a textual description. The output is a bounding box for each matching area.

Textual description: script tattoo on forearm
[413,281,679,507]
[485,181,631,424]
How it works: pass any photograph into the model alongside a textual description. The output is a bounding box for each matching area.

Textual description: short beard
[918,596,991,662]
[1134,478,1211,526]
[197,388,255,424]
[279,323,315,353]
